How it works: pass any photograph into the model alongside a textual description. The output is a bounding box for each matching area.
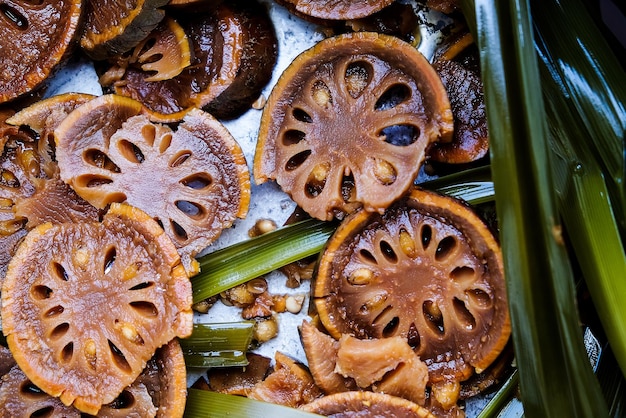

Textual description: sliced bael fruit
[54,94,250,274]
[0,203,192,414]
[300,391,435,417]
[254,32,453,221]
[7,92,96,177]
[313,187,510,386]
[99,16,191,85]
[80,0,169,60]
[275,0,394,20]
[429,31,489,164]
[0,94,100,279]
[0,0,82,103]
[0,339,186,417]
[105,0,277,121]
[0,112,46,280]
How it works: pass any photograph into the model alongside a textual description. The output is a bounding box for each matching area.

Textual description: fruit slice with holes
[254,32,453,220]
[313,187,510,385]
[106,0,277,121]
[275,0,394,20]
[300,391,436,417]
[0,203,192,414]
[80,0,169,60]
[0,0,82,103]
[54,94,250,274]
[429,31,489,164]
[0,339,186,417]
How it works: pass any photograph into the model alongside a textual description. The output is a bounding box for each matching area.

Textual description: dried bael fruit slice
[313,187,510,387]
[105,0,277,121]
[6,93,96,177]
[0,0,82,103]
[254,32,453,221]
[0,339,186,417]
[80,0,169,60]
[55,94,250,274]
[429,31,489,164]
[0,203,193,414]
[276,0,394,20]
[300,391,435,417]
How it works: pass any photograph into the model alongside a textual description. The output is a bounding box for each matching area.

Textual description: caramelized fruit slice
[0,339,186,417]
[0,203,193,414]
[300,391,435,417]
[0,0,82,103]
[0,114,45,279]
[430,32,489,164]
[108,0,277,121]
[55,94,250,274]
[7,92,96,177]
[313,187,510,383]
[80,0,169,60]
[255,32,453,220]
[276,0,394,20]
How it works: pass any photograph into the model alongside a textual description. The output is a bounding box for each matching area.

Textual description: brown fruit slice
[0,0,82,103]
[0,339,186,417]
[300,391,435,417]
[54,94,250,274]
[6,92,96,177]
[80,0,169,60]
[107,0,277,121]
[0,203,193,414]
[254,32,453,221]
[430,32,489,164]
[276,0,394,20]
[313,187,510,383]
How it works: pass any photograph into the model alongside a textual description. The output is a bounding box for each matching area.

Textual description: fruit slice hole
[169,151,191,167]
[359,248,377,264]
[109,389,136,410]
[128,281,155,291]
[61,342,74,364]
[118,139,145,164]
[84,149,120,172]
[50,323,70,341]
[379,124,420,146]
[375,84,411,111]
[305,163,330,198]
[31,285,52,300]
[103,247,116,275]
[52,262,69,282]
[345,61,372,99]
[129,301,158,318]
[379,240,397,263]
[451,266,475,283]
[421,224,432,250]
[282,129,306,146]
[44,305,64,318]
[171,220,188,241]
[181,173,212,190]
[466,288,492,308]
[423,300,445,335]
[453,297,476,330]
[435,236,457,261]
[20,380,45,397]
[176,200,205,219]
[108,340,131,374]
[0,5,28,30]
[293,108,312,123]
[142,124,157,146]
[285,150,311,171]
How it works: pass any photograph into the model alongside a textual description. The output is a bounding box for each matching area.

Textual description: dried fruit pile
[0,1,503,417]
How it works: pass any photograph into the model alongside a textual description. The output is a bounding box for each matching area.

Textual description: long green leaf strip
[463,0,608,416]
[184,389,321,418]
[533,0,626,382]
[179,322,254,368]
